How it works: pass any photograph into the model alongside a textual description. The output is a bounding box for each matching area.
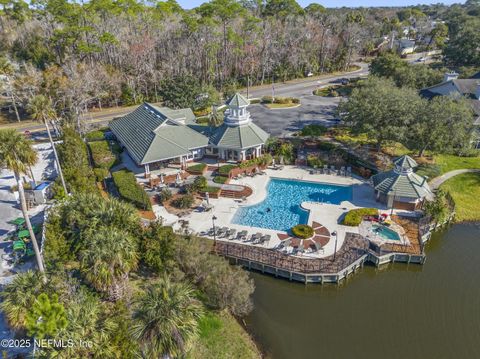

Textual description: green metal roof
[371,170,431,199]
[152,106,196,124]
[110,103,209,165]
[393,155,417,170]
[226,93,250,107]
[209,122,269,149]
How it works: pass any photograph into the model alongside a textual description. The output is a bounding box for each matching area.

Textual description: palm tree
[0,271,44,330]
[0,57,21,122]
[0,130,46,279]
[208,105,222,127]
[27,94,68,195]
[131,276,203,358]
[79,226,138,300]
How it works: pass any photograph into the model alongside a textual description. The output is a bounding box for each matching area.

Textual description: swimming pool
[370,224,401,241]
[232,178,352,231]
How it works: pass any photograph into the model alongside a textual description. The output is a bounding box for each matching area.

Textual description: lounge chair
[260,234,271,244]
[219,227,228,237]
[251,233,262,243]
[330,165,336,175]
[237,230,248,241]
[226,228,236,239]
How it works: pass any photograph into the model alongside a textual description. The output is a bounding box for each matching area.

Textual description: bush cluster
[342,208,379,226]
[188,163,207,173]
[112,170,152,210]
[172,194,194,209]
[300,124,327,137]
[291,224,314,239]
[85,130,105,142]
[218,164,238,176]
[213,176,228,184]
[157,188,172,204]
[307,154,323,168]
[261,96,299,104]
[89,140,117,169]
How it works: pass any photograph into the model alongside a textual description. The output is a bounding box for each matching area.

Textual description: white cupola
[224,93,251,127]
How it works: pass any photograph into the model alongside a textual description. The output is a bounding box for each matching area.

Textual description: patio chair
[340,166,346,176]
[330,165,336,175]
[219,227,229,237]
[226,228,236,239]
[237,230,248,241]
[346,166,352,176]
[260,234,271,245]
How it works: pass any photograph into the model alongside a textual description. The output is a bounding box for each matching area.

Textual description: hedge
[89,140,116,169]
[342,208,378,226]
[112,170,152,210]
[300,124,327,137]
[172,194,194,209]
[85,130,105,142]
[291,224,314,239]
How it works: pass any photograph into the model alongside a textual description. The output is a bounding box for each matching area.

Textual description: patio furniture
[251,233,262,243]
[260,234,271,244]
[226,228,237,239]
[330,165,336,175]
[340,166,346,176]
[237,230,248,241]
[9,217,26,227]
[219,227,229,237]
[346,166,352,176]
[323,165,329,174]
[17,230,30,240]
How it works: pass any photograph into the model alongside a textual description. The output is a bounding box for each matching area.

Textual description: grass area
[203,186,221,193]
[434,154,480,174]
[188,310,261,359]
[440,172,480,222]
[188,163,207,172]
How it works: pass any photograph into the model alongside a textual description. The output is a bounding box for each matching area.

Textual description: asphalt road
[8,63,369,138]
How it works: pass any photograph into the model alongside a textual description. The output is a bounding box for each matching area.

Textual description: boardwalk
[215,233,369,275]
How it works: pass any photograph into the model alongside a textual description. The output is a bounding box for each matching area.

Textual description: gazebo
[371,155,432,211]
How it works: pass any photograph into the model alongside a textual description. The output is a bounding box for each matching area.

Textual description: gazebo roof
[226,93,250,108]
[393,155,418,170]
[209,122,269,149]
[371,169,431,199]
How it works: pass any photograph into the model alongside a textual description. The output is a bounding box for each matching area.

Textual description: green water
[245,224,480,359]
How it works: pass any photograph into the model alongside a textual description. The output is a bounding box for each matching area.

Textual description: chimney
[443,71,459,82]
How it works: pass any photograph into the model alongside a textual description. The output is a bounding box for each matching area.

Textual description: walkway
[429,169,480,190]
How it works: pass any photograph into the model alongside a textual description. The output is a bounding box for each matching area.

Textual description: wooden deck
[379,215,423,255]
[215,233,369,275]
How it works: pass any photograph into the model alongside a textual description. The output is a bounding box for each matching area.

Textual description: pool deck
[170,166,399,259]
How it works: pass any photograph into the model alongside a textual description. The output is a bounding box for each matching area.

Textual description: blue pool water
[232,178,352,231]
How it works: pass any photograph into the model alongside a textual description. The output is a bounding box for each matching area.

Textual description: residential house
[420,71,480,148]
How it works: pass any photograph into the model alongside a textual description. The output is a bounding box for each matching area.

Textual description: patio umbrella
[272,158,275,167]
[160,173,164,184]
[176,172,181,182]
[205,191,210,204]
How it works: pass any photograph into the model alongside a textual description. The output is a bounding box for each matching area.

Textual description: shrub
[93,168,109,182]
[291,97,300,104]
[317,141,337,151]
[249,98,261,104]
[342,208,379,226]
[112,170,152,210]
[307,155,323,168]
[193,176,207,190]
[261,96,273,104]
[172,194,194,209]
[140,222,176,273]
[188,163,207,173]
[213,176,228,184]
[291,224,314,239]
[218,164,238,176]
[85,130,105,142]
[300,124,327,137]
[89,140,116,169]
[157,188,172,203]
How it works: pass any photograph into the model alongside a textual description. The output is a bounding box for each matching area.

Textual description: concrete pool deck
[174,166,396,259]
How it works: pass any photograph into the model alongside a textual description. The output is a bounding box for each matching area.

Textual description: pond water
[245,224,480,359]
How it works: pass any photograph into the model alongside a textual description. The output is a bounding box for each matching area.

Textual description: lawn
[434,154,480,174]
[188,310,261,359]
[440,172,480,222]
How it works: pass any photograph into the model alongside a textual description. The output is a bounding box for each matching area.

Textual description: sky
[177,0,463,9]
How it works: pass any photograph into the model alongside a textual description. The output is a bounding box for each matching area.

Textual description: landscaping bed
[291,224,314,239]
[261,96,300,109]
[213,176,229,184]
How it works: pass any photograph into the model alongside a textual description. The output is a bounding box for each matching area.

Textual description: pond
[245,223,480,359]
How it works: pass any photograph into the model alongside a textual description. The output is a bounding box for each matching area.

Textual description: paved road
[5,63,369,137]
[429,169,480,190]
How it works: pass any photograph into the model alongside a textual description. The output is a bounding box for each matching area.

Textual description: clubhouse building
[110,93,269,176]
